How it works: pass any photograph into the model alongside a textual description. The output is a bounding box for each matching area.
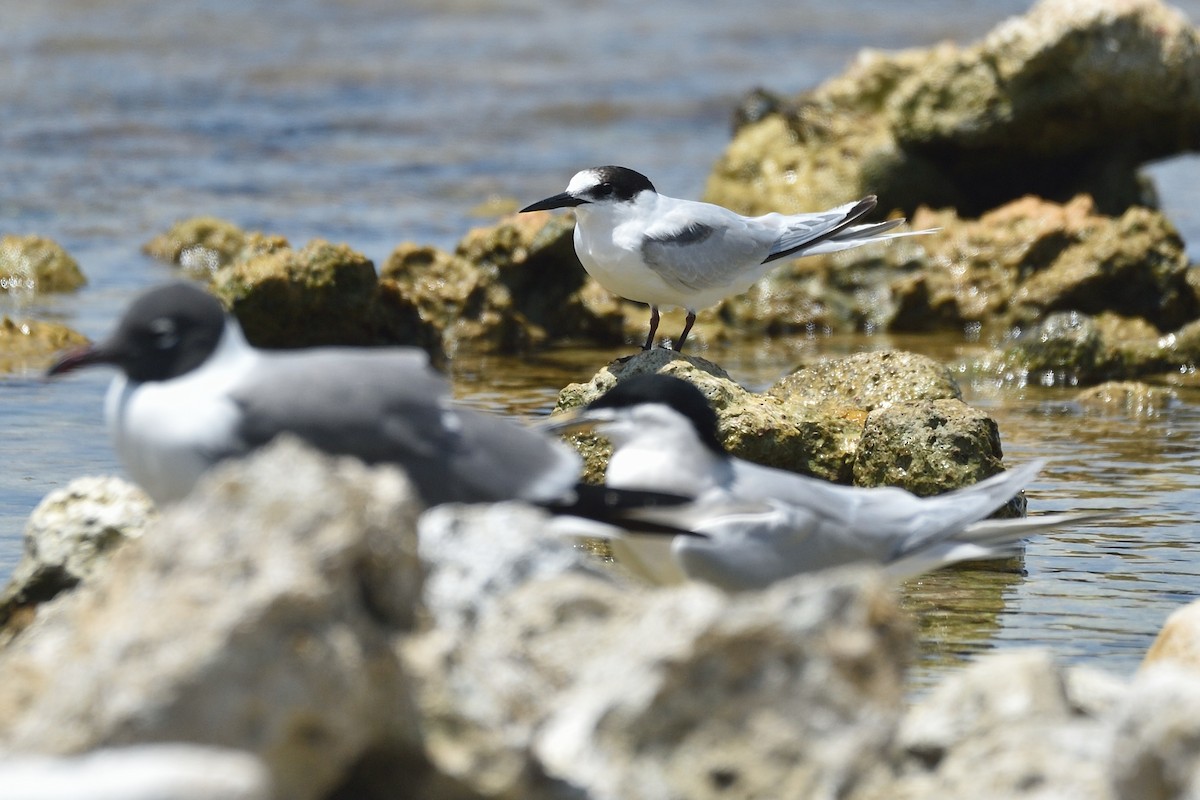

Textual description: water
[4,0,1200,684]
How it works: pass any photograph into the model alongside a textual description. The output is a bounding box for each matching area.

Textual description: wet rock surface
[0,316,89,375]
[0,234,87,297]
[556,348,1003,491]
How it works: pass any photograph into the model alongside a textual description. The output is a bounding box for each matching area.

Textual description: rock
[1142,599,1200,673]
[380,212,625,355]
[554,349,860,483]
[0,438,427,800]
[0,235,86,296]
[557,349,1004,493]
[876,650,1117,800]
[212,238,423,348]
[1076,381,1178,416]
[707,0,1200,217]
[1001,310,1106,386]
[1109,665,1200,800]
[0,476,155,640]
[770,350,962,411]
[535,568,910,800]
[0,317,89,375]
[407,503,629,799]
[851,399,1012,510]
[142,217,289,276]
[0,745,271,800]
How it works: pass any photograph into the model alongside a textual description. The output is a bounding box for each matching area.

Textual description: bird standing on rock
[521,165,932,352]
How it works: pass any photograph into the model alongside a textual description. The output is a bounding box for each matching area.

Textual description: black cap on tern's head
[47,281,228,383]
[586,373,725,454]
[519,165,657,213]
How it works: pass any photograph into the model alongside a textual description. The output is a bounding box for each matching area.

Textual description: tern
[549,373,1104,589]
[521,165,930,352]
[45,282,690,526]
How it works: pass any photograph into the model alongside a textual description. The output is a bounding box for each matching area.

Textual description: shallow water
[5,0,1200,686]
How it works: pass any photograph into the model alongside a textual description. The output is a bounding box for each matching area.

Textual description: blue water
[4,0,1200,682]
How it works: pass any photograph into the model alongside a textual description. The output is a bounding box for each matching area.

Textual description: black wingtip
[537,482,707,537]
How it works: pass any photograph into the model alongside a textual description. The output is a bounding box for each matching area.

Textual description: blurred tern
[521,165,932,352]
[45,282,690,527]
[549,373,1104,589]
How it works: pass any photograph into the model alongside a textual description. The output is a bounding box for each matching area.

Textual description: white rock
[0,745,270,800]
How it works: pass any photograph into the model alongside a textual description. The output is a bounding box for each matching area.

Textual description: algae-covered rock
[1076,381,1178,416]
[707,0,1200,217]
[141,217,290,275]
[770,350,961,411]
[851,399,1013,513]
[211,238,431,349]
[0,235,86,296]
[381,212,625,355]
[555,348,1003,492]
[0,317,89,374]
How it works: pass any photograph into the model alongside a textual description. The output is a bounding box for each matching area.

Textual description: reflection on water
[447,332,1200,686]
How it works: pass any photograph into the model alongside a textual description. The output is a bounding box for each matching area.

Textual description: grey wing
[231,348,578,505]
[639,204,773,294]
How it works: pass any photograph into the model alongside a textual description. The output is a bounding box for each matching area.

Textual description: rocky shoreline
[5,0,1200,797]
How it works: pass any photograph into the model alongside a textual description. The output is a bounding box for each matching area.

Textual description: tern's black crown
[587,373,726,454]
[586,166,657,202]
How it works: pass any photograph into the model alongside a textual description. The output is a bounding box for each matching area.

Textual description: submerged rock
[707,0,1200,217]
[0,476,155,641]
[1075,381,1178,416]
[0,317,88,375]
[0,235,86,296]
[141,217,282,275]
[554,348,1006,491]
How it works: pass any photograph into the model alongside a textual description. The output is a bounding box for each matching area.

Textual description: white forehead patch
[566,169,602,194]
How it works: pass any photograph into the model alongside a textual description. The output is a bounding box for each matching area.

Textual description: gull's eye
[148,317,179,350]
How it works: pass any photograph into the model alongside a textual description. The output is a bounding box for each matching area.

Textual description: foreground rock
[708,0,1200,217]
[555,348,1008,492]
[0,234,86,297]
[0,439,426,800]
[1142,599,1200,673]
[0,476,155,640]
[409,503,911,800]
[0,317,88,375]
[0,745,271,800]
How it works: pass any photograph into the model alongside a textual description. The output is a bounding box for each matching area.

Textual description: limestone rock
[1142,599,1200,673]
[851,399,1009,503]
[770,350,961,411]
[141,217,288,275]
[0,235,86,297]
[0,745,271,800]
[708,0,1200,217]
[0,317,88,375]
[536,568,910,800]
[0,439,426,800]
[1109,666,1200,800]
[381,212,625,355]
[554,349,858,483]
[878,650,1117,800]
[0,476,155,638]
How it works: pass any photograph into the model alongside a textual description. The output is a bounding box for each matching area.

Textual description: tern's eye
[147,317,179,350]
[593,183,613,198]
